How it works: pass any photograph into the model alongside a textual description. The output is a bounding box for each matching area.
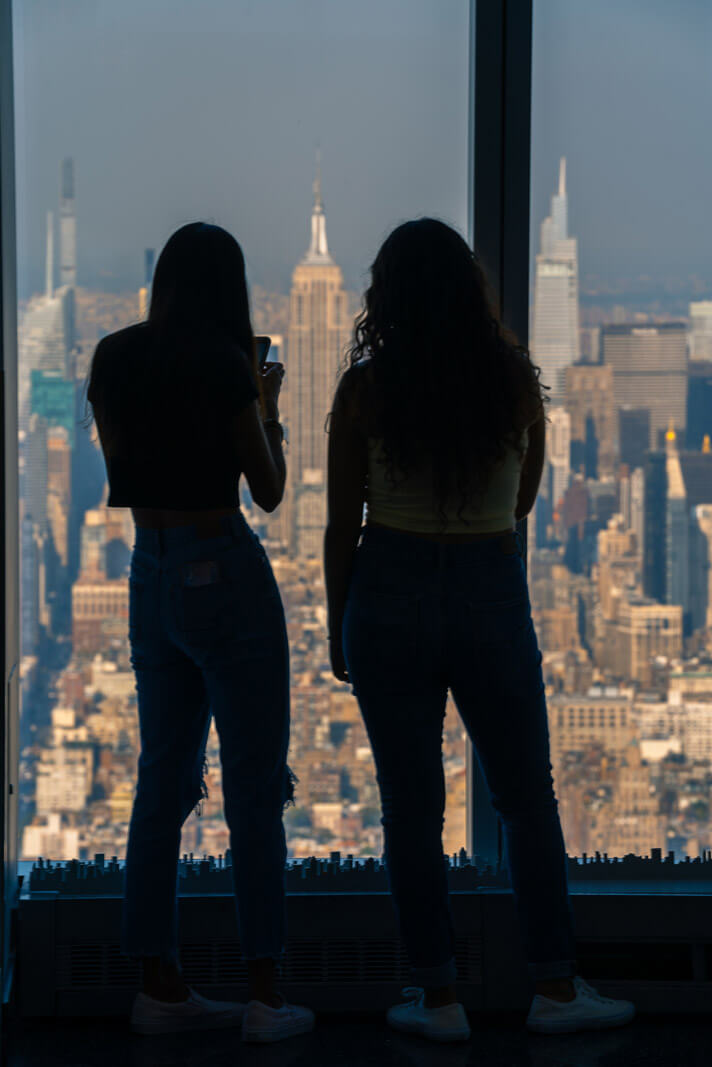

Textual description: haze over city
[12,0,712,300]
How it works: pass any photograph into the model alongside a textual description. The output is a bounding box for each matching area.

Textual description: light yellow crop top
[366,428,528,534]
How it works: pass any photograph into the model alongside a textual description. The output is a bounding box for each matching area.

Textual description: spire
[558,156,566,197]
[302,148,333,265]
[313,146,323,212]
[45,210,54,299]
[59,157,77,288]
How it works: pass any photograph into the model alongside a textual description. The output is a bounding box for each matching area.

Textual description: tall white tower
[59,158,77,289]
[532,157,580,401]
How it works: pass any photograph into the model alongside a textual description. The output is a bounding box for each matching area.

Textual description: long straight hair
[85,222,261,450]
[147,221,262,413]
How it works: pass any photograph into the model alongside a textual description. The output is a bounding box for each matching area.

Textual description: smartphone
[255,335,271,368]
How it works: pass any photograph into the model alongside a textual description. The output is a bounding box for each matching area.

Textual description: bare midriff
[131,506,241,531]
[366,518,515,544]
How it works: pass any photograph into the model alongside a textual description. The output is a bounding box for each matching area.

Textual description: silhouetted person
[86,222,313,1041]
[324,219,635,1040]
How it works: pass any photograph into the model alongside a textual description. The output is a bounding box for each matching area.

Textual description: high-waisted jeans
[342,523,578,987]
[121,511,293,966]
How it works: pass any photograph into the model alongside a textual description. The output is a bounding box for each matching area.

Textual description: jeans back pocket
[174,558,228,632]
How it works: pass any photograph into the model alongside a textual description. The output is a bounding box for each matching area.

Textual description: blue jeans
[342,523,577,987]
[121,511,293,966]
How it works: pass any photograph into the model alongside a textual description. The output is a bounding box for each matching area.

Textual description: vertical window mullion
[469,0,533,870]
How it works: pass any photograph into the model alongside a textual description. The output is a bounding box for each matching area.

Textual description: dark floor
[5,1012,712,1067]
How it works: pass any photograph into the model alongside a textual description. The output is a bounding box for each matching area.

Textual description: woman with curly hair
[324,218,635,1041]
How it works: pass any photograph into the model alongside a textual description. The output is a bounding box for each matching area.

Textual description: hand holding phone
[260,360,285,415]
[255,335,271,367]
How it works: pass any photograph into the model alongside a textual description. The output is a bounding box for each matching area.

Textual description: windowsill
[21,851,712,897]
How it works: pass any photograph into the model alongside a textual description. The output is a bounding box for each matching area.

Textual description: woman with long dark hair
[324,218,635,1041]
[86,222,313,1042]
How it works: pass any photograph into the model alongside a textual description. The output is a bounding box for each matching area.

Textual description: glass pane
[530,1,712,863]
[14,0,470,870]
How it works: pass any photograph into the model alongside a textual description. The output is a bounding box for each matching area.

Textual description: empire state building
[282,158,351,557]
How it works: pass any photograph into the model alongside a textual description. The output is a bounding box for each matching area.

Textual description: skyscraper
[138,248,156,320]
[17,207,77,433]
[689,301,712,361]
[563,363,616,477]
[283,155,351,557]
[619,407,651,473]
[643,450,666,603]
[59,158,77,289]
[687,359,712,452]
[602,323,687,450]
[665,426,689,619]
[531,158,580,401]
[690,504,712,632]
[547,406,572,516]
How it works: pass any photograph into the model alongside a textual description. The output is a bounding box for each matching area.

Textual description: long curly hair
[346,218,547,527]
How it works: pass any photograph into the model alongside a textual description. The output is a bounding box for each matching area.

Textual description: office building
[24,413,48,532]
[619,407,650,473]
[47,427,71,567]
[643,451,666,602]
[630,467,645,552]
[79,510,108,578]
[546,406,571,515]
[30,370,76,449]
[689,301,712,361]
[602,323,687,450]
[665,426,689,618]
[690,505,712,633]
[71,576,129,654]
[614,599,683,684]
[564,363,616,477]
[687,360,712,452]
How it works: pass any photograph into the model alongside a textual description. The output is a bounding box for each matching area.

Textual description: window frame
[2,0,696,973]
[0,0,19,1010]
[468,0,533,868]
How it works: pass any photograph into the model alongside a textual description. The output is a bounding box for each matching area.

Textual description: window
[13,0,471,868]
[530,0,712,861]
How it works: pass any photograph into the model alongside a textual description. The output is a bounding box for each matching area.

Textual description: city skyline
[12,0,712,870]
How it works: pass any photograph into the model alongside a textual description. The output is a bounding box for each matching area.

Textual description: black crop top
[87,323,259,509]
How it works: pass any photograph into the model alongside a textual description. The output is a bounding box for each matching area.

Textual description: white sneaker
[130,987,246,1034]
[386,987,471,1043]
[526,975,636,1034]
[241,995,315,1043]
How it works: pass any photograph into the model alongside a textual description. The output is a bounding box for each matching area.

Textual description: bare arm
[514,411,546,521]
[230,363,286,513]
[324,372,368,678]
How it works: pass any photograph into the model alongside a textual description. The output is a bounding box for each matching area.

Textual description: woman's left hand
[330,638,350,683]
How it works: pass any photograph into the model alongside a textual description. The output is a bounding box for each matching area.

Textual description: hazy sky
[12,0,712,301]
